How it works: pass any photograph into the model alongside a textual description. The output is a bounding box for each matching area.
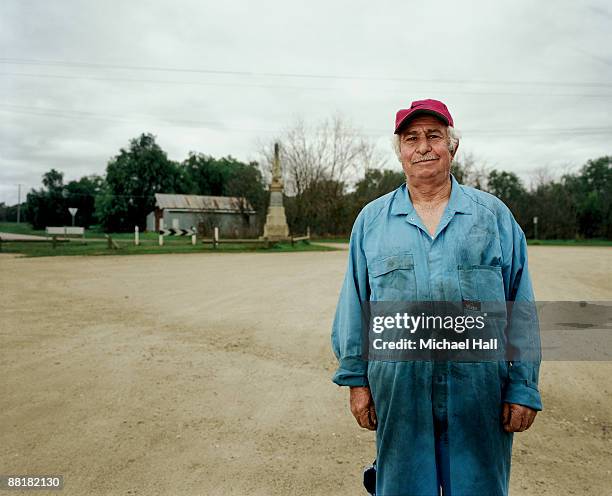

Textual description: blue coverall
[331,174,542,496]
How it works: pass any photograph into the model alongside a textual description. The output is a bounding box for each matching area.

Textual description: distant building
[146,194,258,238]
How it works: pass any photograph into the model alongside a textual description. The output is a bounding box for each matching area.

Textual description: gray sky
[1,0,611,205]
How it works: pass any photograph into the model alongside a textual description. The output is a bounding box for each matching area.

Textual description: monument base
[261,206,290,241]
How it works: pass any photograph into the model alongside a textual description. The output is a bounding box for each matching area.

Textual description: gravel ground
[1,246,611,495]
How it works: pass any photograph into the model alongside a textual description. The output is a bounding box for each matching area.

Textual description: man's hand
[502,403,538,432]
[350,386,377,431]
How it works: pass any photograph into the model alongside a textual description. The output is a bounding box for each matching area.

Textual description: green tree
[0,202,20,222]
[486,170,527,221]
[284,178,349,235]
[96,133,182,232]
[352,169,405,208]
[180,153,267,228]
[64,175,104,228]
[223,159,267,229]
[525,180,577,239]
[24,169,68,229]
[181,153,227,196]
[564,156,612,239]
[299,168,405,236]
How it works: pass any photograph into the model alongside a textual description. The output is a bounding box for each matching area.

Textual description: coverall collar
[391,173,473,216]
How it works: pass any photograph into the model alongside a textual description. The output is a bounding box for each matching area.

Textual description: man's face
[398,115,455,183]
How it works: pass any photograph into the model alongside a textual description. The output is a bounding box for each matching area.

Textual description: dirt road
[1,246,611,495]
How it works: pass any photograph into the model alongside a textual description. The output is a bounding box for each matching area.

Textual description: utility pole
[17,184,22,224]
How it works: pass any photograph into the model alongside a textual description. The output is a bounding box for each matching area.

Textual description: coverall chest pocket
[368,254,417,301]
[457,266,507,357]
[457,265,505,302]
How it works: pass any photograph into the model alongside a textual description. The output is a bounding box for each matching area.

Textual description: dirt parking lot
[1,246,611,495]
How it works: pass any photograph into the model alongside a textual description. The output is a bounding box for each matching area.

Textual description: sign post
[68,208,78,227]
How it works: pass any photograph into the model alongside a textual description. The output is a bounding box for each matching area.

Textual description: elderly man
[331,99,542,496]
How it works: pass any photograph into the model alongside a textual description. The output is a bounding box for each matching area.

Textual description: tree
[564,156,612,239]
[526,180,577,239]
[498,157,611,240]
[223,159,267,229]
[285,178,350,236]
[63,175,104,228]
[180,153,267,229]
[259,114,385,235]
[24,169,68,229]
[451,152,489,189]
[96,133,182,232]
[181,153,227,196]
[351,169,405,215]
[0,202,20,222]
[261,114,384,195]
[486,169,527,221]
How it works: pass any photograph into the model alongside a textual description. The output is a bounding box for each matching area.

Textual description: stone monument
[262,143,290,241]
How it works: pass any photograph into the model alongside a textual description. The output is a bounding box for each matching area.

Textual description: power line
[1,57,611,89]
[2,71,611,99]
[0,71,334,92]
[2,103,612,138]
[0,103,272,132]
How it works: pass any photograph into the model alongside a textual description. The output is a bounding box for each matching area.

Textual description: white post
[17,184,21,224]
[159,218,164,246]
[191,226,196,246]
[135,225,140,246]
[214,226,219,249]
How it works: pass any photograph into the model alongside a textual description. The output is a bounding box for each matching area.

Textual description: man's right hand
[350,386,377,431]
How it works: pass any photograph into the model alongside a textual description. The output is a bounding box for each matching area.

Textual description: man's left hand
[502,403,538,432]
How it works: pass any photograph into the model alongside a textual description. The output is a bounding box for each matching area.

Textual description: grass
[312,237,350,243]
[526,239,612,246]
[312,237,612,246]
[0,222,340,257]
[86,227,160,240]
[0,238,337,258]
[0,222,161,241]
[3,223,609,255]
[0,222,46,236]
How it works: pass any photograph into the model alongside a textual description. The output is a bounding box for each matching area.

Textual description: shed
[146,194,258,238]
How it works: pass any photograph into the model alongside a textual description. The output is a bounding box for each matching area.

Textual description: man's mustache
[411,154,440,164]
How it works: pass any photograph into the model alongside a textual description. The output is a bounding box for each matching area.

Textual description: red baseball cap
[394,99,454,134]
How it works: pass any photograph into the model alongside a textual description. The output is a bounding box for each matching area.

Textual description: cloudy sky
[1,0,611,205]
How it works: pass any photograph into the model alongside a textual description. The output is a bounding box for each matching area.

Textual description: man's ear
[451,141,459,160]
